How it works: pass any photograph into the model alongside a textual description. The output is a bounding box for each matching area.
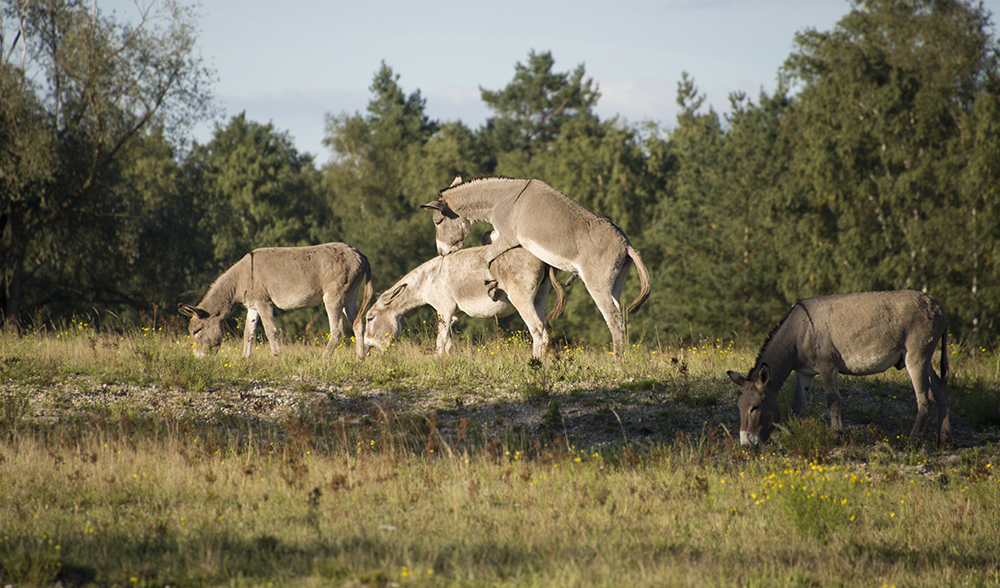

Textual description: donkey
[178,243,373,362]
[727,290,949,446]
[365,245,564,358]
[421,176,650,355]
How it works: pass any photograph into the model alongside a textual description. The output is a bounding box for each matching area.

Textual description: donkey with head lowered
[365,245,564,359]
[178,243,373,362]
[421,176,650,355]
[727,290,949,446]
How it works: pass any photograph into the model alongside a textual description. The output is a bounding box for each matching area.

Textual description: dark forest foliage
[3,0,999,349]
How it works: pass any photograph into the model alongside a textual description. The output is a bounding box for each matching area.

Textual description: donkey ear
[757,364,771,386]
[421,200,446,212]
[178,303,209,320]
[727,371,747,387]
[386,284,407,304]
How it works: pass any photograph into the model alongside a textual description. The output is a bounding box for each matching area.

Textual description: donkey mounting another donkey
[422,176,650,355]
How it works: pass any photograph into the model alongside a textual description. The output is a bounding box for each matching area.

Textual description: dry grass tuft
[1,325,999,586]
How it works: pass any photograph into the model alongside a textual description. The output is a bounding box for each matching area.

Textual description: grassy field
[2,320,1000,587]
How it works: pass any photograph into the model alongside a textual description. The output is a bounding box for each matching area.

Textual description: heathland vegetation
[1,322,999,586]
[4,1,1000,585]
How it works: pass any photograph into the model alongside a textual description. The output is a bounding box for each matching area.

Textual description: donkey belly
[270,291,324,311]
[458,297,516,319]
[839,350,904,376]
[520,237,578,273]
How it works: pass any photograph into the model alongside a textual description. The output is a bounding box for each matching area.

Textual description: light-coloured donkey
[421,176,650,355]
[178,243,373,362]
[365,245,564,358]
[727,290,949,446]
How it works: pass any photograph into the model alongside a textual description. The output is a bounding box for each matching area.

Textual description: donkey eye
[750,405,760,414]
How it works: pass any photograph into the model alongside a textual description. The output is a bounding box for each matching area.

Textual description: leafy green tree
[712,88,795,337]
[780,0,1000,343]
[322,63,483,292]
[0,0,214,331]
[0,62,54,328]
[956,85,1000,348]
[480,50,600,168]
[120,130,210,319]
[27,128,207,325]
[185,113,324,266]
[639,74,790,343]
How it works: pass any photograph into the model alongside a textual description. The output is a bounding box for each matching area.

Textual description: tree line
[3,0,1000,350]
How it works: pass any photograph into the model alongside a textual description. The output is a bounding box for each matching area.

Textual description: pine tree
[781,0,1000,343]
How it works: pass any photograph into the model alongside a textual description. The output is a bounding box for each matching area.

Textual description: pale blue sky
[100,0,1000,161]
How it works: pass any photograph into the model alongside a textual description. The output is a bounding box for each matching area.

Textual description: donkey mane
[438,175,520,196]
[749,303,803,375]
[200,257,245,315]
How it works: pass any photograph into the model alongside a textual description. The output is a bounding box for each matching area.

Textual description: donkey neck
[444,178,531,223]
[384,258,442,315]
[753,314,804,392]
[198,255,251,316]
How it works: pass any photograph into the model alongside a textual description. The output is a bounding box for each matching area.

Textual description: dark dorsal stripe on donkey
[421,176,650,356]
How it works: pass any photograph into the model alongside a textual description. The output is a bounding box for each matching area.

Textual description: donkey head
[178,303,225,357]
[420,200,471,256]
[728,364,782,446]
[363,284,408,351]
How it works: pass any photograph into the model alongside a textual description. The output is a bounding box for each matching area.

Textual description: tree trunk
[1,215,26,335]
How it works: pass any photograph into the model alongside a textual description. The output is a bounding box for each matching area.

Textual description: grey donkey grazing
[364,245,564,359]
[421,176,650,355]
[178,243,373,362]
[727,290,949,446]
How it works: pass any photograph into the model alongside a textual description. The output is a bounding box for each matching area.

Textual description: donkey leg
[819,369,842,432]
[929,367,951,445]
[436,310,457,354]
[322,292,347,359]
[340,282,366,362]
[906,358,935,444]
[532,278,553,355]
[584,283,626,356]
[591,262,630,356]
[256,304,280,357]
[508,283,550,360]
[791,373,815,418]
[243,308,260,358]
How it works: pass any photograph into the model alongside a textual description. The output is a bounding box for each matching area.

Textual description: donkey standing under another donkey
[365,245,564,359]
[179,243,372,362]
[727,290,949,446]
[421,176,650,355]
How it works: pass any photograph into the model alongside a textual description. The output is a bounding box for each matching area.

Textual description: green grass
[1,323,999,587]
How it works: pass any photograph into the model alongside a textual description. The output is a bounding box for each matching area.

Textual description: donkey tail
[545,265,566,324]
[353,256,374,362]
[939,323,948,389]
[625,246,651,316]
